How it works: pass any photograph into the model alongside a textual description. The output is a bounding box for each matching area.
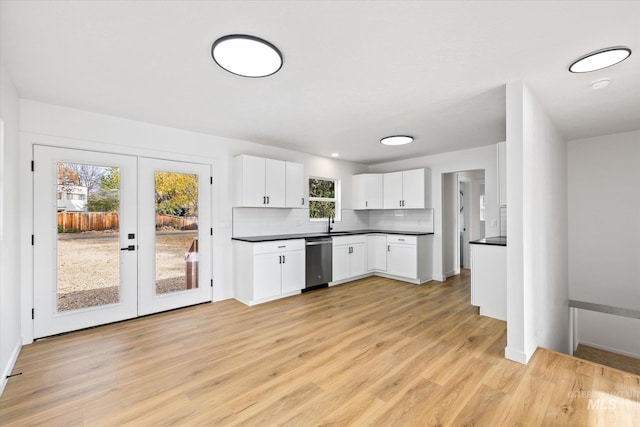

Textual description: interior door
[33,146,138,338]
[137,158,212,316]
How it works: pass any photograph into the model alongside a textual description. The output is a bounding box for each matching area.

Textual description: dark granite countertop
[469,236,507,246]
[232,229,434,243]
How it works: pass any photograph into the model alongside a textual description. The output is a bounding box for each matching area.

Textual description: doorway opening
[442,169,485,278]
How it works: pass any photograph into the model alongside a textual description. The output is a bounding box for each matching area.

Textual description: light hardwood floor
[1,271,639,426]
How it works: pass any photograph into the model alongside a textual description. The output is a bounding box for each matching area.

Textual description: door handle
[121,245,135,251]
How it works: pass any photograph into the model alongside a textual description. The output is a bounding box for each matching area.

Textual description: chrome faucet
[327,215,334,233]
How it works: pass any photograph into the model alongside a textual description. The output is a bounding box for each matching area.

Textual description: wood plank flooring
[1,270,639,426]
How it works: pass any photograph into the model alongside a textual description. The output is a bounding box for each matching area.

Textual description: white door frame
[21,135,217,344]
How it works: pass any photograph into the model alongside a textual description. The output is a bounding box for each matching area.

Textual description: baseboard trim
[433,274,447,282]
[0,337,22,396]
[505,346,531,364]
[577,340,640,360]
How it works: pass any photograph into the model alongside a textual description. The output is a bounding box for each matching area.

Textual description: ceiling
[1,1,639,165]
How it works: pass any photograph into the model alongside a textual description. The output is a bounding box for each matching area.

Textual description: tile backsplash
[232,207,434,237]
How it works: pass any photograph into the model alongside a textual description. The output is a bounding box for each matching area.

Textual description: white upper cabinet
[383,168,425,209]
[497,141,507,206]
[285,161,305,208]
[352,173,383,210]
[235,155,304,208]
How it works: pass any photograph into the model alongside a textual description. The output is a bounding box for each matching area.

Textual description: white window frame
[308,176,341,222]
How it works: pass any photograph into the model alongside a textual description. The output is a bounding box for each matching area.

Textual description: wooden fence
[57,212,198,232]
[58,212,119,232]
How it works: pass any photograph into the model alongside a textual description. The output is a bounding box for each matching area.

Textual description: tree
[154,172,198,216]
[87,167,120,212]
[63,163,105,194]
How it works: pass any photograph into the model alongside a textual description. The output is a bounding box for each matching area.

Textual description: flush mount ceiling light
[211,34,283,78]
[380,135,414,146]
[331,153,340,157]
[569,47,631,73]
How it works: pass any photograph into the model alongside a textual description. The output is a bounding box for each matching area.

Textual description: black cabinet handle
[301,197,304,205]
[263,196,266,204]
[267,196,270,204]
[282,255,285,263]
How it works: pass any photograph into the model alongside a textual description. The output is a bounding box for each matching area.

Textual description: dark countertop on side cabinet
[469,236,507,246]
[232,230,434,243]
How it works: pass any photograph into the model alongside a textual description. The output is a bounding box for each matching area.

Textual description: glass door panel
[154,171,199,295]
[56,163,121,312]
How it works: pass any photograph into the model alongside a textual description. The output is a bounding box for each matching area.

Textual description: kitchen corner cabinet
[331,235,367,283]
[383,168,426,209]
[234,155,305,208]
[352,174,383,210]
[233,239,305,305]
[497,141,507,206]
[470,243,506,321]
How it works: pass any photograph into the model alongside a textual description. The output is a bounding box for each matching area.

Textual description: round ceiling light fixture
[211,34,283,78]
[380,135,414,146]
[569,47,631,73]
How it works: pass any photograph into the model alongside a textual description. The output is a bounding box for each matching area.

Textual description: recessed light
[380,135,414,146]
[331,153,340,157]
[569,47,631,73]
[211,34,283,78]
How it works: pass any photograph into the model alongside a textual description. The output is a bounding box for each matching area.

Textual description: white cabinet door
[366,174,384,209]
[332,245,351,282]
[349,243,367,277]
[253,253,283,300]
[402,169,425,209]
[383,171,403,209]
[353,174,384,210]
[352,175,367,210]
[240,155,267,207]
[285,162,305,208]
[281,249,305,293]
[367,235,387,271]
[387,244,417,279]
[265,158,286,207]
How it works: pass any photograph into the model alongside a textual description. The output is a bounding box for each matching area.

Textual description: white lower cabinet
[332,235,367,283]
[233,239,305,305]
[387,242,417,278]
[381,235,432,284]
[470,243,506,321]
[333,234,432,285]
[367,234,387,272]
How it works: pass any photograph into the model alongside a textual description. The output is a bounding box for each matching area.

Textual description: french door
[33,146,211,338]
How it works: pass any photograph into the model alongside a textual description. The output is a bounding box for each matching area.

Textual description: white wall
[369,145,500,281]
[568,129,640,357]
[505,81,569,364]
[18,100,368,343]
[442,173,457,277]
[0,63,22,394]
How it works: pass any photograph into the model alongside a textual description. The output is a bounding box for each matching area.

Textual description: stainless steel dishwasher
[305,237,332,290]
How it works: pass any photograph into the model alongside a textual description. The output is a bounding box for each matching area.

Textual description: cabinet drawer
[332,235,367,246]
[253,239,305,255]
[386,235,416,245]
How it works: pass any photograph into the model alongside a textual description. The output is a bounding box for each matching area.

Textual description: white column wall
[505,81,569,364]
